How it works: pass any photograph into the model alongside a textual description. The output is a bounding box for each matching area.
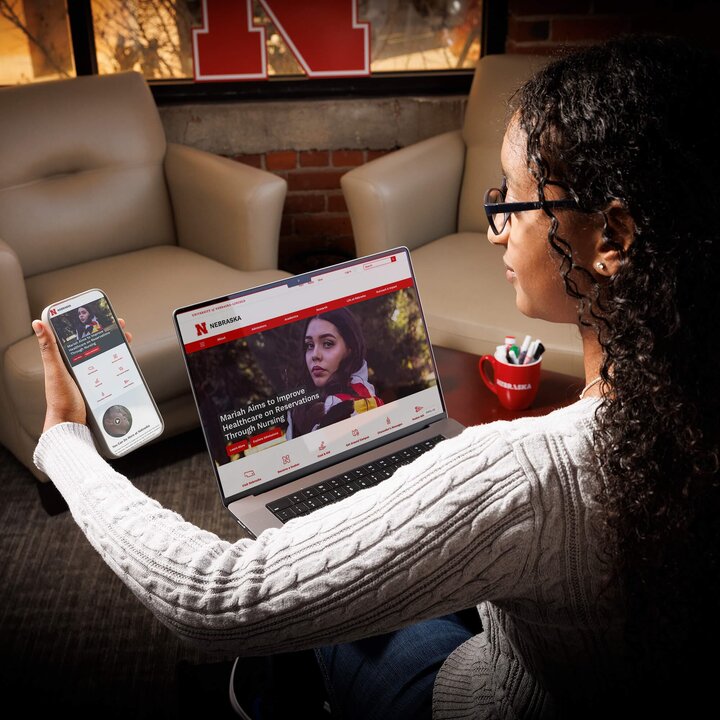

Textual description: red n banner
[193,0,371,81]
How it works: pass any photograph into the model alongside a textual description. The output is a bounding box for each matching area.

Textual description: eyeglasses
[484,178,579,235]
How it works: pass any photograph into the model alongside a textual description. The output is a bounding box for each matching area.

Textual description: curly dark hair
[515,35,720,709]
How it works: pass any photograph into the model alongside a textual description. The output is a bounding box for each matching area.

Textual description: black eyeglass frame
[483,180,579,235]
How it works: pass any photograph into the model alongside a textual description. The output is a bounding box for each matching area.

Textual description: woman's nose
[487,222,509,247]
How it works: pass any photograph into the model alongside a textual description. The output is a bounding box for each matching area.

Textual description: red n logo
[50,308,57,316]
[195,323,208,336]
[193,0,370,81]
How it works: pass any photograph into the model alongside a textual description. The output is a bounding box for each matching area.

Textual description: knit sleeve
[33,421,535,659]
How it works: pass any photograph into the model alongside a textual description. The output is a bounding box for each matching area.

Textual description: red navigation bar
[183,278,414,354]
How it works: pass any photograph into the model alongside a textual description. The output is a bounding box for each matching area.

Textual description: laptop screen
[174,248,446,502]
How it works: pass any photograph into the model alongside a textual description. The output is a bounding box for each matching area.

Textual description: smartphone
[41,288,164,458]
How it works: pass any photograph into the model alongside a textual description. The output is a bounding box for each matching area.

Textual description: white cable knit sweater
[33,398,624,718]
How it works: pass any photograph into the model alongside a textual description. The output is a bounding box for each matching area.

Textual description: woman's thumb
[32,320,60,372]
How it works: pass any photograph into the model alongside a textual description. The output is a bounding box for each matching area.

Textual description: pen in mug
[524,339,539,364]
[517,335,532,364]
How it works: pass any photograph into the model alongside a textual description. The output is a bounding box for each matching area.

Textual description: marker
[507,346,519,364]
[524,339,539,364]
[517,335,532,364]
[533,342,545,361]
[504,335,516,348]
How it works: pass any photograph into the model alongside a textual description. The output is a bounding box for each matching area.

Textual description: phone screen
[47,289,163,456]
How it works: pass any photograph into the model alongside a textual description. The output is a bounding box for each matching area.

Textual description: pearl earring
[595,261,606,272]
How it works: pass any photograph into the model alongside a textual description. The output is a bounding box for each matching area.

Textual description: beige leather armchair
[341,54,584,377]
[0,71,290,481]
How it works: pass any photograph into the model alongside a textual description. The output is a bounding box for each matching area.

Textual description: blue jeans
[314,613,476,720]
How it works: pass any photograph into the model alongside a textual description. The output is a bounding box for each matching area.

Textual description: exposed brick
[627,12,719,41]
[331,150,365,167]
[327,193,348,213]
[284,193,326,214]
[294,215,353,238]
[233,153,263,169]
[551,16,631,42]
[509,0,591,15]
[508,17,550,42]
[281,235,352,257]
[334,235,356,256]
[266,150,297,171]
[505,41,559,55]
[286,170,346,192]
[280,215,294,236]
[299,150,330,167]
[593,0,660,11]
[367,149,393,161]
[278,236,357,275]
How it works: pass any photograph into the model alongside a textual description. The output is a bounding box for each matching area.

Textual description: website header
[176,251,412,351]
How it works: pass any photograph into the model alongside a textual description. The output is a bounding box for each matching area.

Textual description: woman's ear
[592,199,635,278]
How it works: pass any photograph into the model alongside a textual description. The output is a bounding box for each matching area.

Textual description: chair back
[0,71,175,278]
[458,53,548,233]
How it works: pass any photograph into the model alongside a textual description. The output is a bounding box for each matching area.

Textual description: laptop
[173,247,465,537]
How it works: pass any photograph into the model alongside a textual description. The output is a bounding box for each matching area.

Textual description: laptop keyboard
[266,435,445,523]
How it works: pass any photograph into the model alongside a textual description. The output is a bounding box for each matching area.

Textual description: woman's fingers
[32,320,87,431]
[118,317,132,344]
[32,315,133,433]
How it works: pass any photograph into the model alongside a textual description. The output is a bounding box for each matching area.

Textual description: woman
[75,305,103,338]
[286,308,383,439]
[31,35,718,718]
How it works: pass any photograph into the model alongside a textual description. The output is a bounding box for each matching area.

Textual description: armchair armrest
[0,238,31,354]
[341,130,465,257]
[164,143,287,271]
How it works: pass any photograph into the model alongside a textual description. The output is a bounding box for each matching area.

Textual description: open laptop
[173,247,465,537]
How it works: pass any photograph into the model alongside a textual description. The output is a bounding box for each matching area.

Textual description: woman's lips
[504,263,517,282]
[311,366,326,376]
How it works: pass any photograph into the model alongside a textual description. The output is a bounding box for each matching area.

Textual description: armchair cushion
[0,72,175,277]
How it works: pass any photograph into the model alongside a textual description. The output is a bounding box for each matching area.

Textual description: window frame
[66,0,507,104]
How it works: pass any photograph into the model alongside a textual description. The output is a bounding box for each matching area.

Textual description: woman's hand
[32,318,132,433]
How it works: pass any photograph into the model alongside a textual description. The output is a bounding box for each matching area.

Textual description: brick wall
[233,147,394,274]
[159,93,464,275]
[506,0,720,54]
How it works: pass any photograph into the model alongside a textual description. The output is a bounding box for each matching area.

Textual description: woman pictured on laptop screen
[286,307,384,439]
[31,34,719,719]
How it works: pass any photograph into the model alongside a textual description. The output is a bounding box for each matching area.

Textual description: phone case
[41,288,164,458]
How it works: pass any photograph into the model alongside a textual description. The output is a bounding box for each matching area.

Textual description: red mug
[478,355,542,410]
